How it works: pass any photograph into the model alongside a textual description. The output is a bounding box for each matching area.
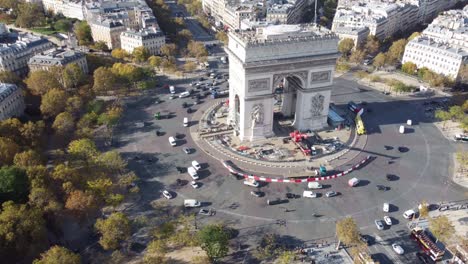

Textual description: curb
[222,156,372,183]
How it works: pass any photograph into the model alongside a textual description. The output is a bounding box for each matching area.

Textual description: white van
[192,160,201,170]
[184,199,201,207]
[308,182,322,189]
[383,203,390,212]
[168,136,176,146]
[399,125,405,134]
[183,117,189,127]
[188,166,199,180]
[403,209,415,219]
[348,177,360,187]
[243,179,259,187]
[179,91,190,98]
[169,85,175,94]
[303,190,318,198]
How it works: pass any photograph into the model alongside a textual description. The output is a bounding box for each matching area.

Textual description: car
[169,95,176,100]
[375,220,384,230]
[384,215,392,225]
[183,147,191,154]
[187,108,193,114]
[325,191,337,197]
[176,178,183,186]
[303,191,318,198]
[244,179,259,187]
[416,252,433,264]
[376,185,389,191]
[286,193,300,199]
[199,208,215,216]
[162,190,173,199]
[383,203,390,212]
[392,244,404,255]
[179,91,190,98]
[192,160,202,170]
[190,181,199,189]
[359,234,373,245]
[403,209,415,219]
[386,174,393,181]
[182,102,188,108]
[250,191,263,197]
[199,77,205,81]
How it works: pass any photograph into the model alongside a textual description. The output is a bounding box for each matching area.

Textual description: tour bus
[410,227,445,261]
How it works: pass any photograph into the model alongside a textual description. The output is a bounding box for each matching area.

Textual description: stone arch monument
[226,24,340,141]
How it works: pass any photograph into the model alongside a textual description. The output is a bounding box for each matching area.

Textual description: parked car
[250,191,263,197]
[375,220,384,230]
[199,208,214,216]
[383,203,390,212]
[286,193,300,199]
[377,185,389,191]
[190,181,200,189]
[244,179,259,187]
[179,91,190,98]
[403,209,416,219]
[183,147,191,154]
[303,191,318,198]
[325,191,337,197]
[392,244,404,255]
[162,190,172,199]
[384,216,392,225]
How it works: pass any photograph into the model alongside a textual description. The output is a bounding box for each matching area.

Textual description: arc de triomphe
[225,24,340,141]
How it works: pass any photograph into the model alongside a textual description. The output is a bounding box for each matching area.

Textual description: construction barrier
[222,156,372,183]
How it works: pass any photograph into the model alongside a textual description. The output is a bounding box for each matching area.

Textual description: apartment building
[90,19,126,49]
[0,83,25,121]
[333,26,370,48]
[120,27,165,55]
[28,47,88,74]
[42,0,85,20]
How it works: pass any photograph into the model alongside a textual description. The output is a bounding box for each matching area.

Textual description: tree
[0,166,28,202]
[20,121,45,148]
[187,41,208,59]
[277,250,295,264]
[373,52,386,69]
[87,177,113,197]
[132,46,150,63]
[387,39,407,65]
[216,31,228,45]
[160,58,177,73]
[40,88,67,118]
[92,41,109,51]
[62,63,85,89]
[97,151,126,172]
[408,32,421,41]
[338,38,355,58]
[336,217,360,249]
[458,64,468,84]
[144,239,168,263]
[68,138,98,160]
[95,212,131,250]
[160,43,177,57]
[149,56,163,69]
[178,29,193,41]
[349,49,367,64]
[15,2,45,28]
[0,71,22,86]
[0,118,22,143]
[435,110,452,130]
[65,190,96,214]
[449,105,464,121]
[0,137,20,165]
[26,70,61,95]
[364,35,380,55]
[52,112,75,135]
[183,61,197,72]
[111,48,129,60]
[429,215,455,243]
[419,201,429,219]
[93,67,117,92]
[14,150,42,169]
[53,19,72,32]
[28,186,62,213]
[33,246,81,264]
[98,106,123,128]
[401,61,417,75]
[461,100,468,112]
[198,224,229,261]
[66,96,83,116]
[75,21,93,45]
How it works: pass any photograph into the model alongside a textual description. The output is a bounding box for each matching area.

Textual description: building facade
[90,20,126,49]
[28,48,88,73]
[226,24,339,141]
[0,83,25,121]
[120,27,165,55]
[42,0,85,20]
[333,26,369,48]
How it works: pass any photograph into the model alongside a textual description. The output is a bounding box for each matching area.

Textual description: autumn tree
[14,150,42,169]
[75,21,93,45]
[111,48,129,60]
[62,63,85,89]
[0,201,46,260]
[418,201,429,219]
[216,31,228,45]
[0,71,22,86]
[198,224,230,261]
[401,61,417,75]
[338,38,355,58]
[95,212,131,250]
[458,64,468,84]
[0,166,29,202]
[373,52,386,69]
[183,61,197,72]
[28,185,62,213]
[435,109,451,130]
[0,118,22,143]
[429,215,455,243]
[408,32,421,41]
[386,39,407,65]
[336,217,360,249]
[26,70,61,95]
[98,106,123,128]
[97,150,126,173]
[65,190,96,215]
[92,41,109,51]
[349,49,367,64]
[15,2,45,28]
[93,67,117,93]
[40,88,67,118]
[144,239,168,263]
[132,46,150,63]
[178,29,193,42]
[364,35,380,55]
[67,138,98,160]
[149,56,163,69]
[160,57,177,73]
[20,121,45,148]
[0,137,20,165]
[187,41,208,59]
[52,112,75,136]
[160,43,177,57]
[66,96,83,117]
[33,246,81,264]
[277,250,295,264]
[449,105,465,121]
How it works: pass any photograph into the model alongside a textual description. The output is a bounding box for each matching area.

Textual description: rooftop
[29,48,86,66]
[0,83,19,102]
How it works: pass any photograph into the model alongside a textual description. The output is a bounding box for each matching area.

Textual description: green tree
[93,67,117,92]
[0,201,46,260]
[449,105,464,121]
[95,212,131,250]
[462,100,468,112]
[458,64,468,84]
[68,138,98,160]
[336,217,360,249]
[160,43,177,57]
[65,96,83,116]
[40,88,67,118]
[0,137,20,166]
[198,224,229,261]
[53,19,72,33]
[132,46,150,63]
[373,52,386,69]
[33,246,81,264]
[401,61,417,75]
[52,112,75,135]
[435,110,452,130]
[277,250,295,264]
[111,48,129,59]
[92,41,109,51]
[149,56,163,68]
[26,70,61,95]
[15,2,45,28]
[338,38,355,58]
[216,31,228,45]
[87,177,113,197]
[0,166,28,202]
[63,63,85,89]
[364,35,380,55]
[387,39,407,65]
[14,150,42,169]
[74,21,93,45]
[0,71,22,86]
[429,215,455,243]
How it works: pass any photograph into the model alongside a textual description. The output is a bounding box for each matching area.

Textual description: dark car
[250,191,263,197]
[187,108,193,114]
[286,193,300,199]
[359,234,373,245]
[182,102,188,108]
[416,252,434,264]
[176,178,183,186]
[267,198,288,205]
[199,77,205,81]
[376,185,389,191]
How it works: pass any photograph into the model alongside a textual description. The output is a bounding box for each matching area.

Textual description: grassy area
[30,27,57,35]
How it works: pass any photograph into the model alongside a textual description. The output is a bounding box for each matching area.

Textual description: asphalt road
[165,0,213,41]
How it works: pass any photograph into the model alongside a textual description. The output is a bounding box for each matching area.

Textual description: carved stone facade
[248,78,270,92]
